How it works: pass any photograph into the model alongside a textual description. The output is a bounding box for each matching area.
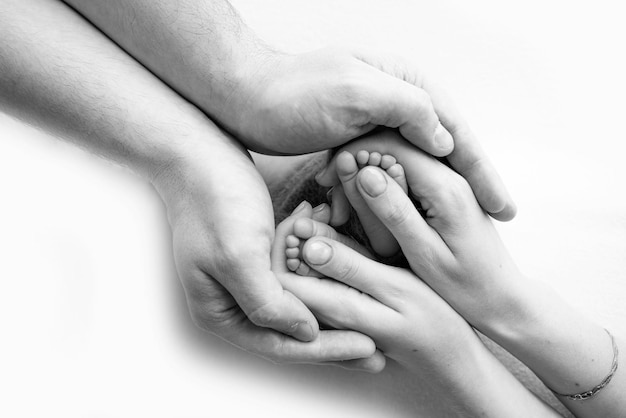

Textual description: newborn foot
[285,233,323,277]
[283,204,370,278]
[283,203,331,278]
[336,150,408,258]
[355,151,408,194]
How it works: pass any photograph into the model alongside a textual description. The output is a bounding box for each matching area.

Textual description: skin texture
[331,131,626,417]
[0,0,381,370]
[63,0,517,214]
[271,205,561,417]
[55,0,516,362]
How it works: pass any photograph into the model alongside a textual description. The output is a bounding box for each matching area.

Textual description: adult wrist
[208,44,285,148]
[149,125,252,221]
[479,276,619,398]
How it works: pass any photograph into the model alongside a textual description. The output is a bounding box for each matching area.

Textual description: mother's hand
[349,149,526,332]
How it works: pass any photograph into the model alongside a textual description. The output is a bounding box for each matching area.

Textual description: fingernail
[313,203,326,212]
[292,201,308,214]
[434,123,454,153]
[305,241,332,265]
[359,168,387,197]
[291,321,315,341]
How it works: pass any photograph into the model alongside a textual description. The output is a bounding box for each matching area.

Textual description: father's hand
[59,2,514,219]
[224,47,516,221]
[153,139,379,370]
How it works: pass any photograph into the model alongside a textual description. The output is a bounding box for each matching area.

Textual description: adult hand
[342,139,626,418]
[225,47,516,221]
[153,139,379,370]
[332,139,522,328]
[2,0,379,370]
[60,1,515,219]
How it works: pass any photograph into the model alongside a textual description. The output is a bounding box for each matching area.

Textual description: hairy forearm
[0,0,240,180]
[62,0,270,130]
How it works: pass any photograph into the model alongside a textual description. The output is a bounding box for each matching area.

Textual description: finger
[223,322,378,365]
[362,70,454,157]
[311,203,331,224]
[235,272,321,342]
[325,350,386,373]
[316,159,340,187]
[281,261,397,338]
[423,79,517,220]
[300,235,410,306]
[293,217,373,259]
[355,166,452,273]
[213,196,320,342]
[328,184,351,226]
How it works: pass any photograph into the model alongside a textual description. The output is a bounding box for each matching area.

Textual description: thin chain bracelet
[554,329,619,401]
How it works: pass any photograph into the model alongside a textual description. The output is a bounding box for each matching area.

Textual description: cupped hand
[271,204,482,376]
[349,149,525,332]
[224,47,515,220]
[152,138,379,370]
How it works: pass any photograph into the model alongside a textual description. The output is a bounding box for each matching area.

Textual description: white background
[1,0,625,416]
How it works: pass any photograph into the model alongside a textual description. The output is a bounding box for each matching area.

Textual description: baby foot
[336,150,408,258]
[284,203,332,278]
[355,150,408,194]
[284,209,372,278]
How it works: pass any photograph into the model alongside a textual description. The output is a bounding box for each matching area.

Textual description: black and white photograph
[1,1,624,417]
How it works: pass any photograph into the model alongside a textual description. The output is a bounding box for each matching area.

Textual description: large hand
[153,140,379,370]
[223,47,515,220]
[56,2,514,219]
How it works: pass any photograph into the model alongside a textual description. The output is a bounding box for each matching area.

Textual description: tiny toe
[286,235,300,248]
[380,155,397,170]
[368,152,382,166]
[356,150,370,168]
[336,152,358,178]
[285,247,300,258]
[387,164,409,194]
[293,218,316,240]
[286,258,301,272]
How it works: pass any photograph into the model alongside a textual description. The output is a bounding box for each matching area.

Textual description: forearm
[62,0,270,133]
[483,277,626,417]
[0,0,242,181]
[400,329,561,417]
